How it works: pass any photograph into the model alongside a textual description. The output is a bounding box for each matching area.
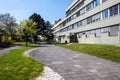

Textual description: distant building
[52,0,120,45]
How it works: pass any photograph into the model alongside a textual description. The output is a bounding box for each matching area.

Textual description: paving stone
[30,45,120,80]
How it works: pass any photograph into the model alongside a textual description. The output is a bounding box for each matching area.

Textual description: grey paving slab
[30,45,120,80]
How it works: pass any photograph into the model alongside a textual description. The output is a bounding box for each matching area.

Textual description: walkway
[0,46,19,56]
[30,45,120,80]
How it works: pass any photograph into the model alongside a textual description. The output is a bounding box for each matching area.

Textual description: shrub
[42,37,47,42]
[1,35,6,42]
[1,35,14,44]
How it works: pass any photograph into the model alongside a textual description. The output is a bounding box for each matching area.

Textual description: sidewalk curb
[24,48,39,57]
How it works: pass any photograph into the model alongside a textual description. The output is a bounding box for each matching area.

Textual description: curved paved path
[0,46,19,56]
[30,45,120,80]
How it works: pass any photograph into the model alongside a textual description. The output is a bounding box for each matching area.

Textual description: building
[52,0,120,45]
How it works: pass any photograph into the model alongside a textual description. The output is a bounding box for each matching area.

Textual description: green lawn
[58,44,120,63]
[14,42,40,47]
[0,48,2,50]
[0,44,44,80]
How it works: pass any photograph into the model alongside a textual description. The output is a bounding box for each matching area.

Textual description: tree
[44,21,54,41]
[29,13,46,42]
[29,13,45,34]
[0,13,17,42]
[29,13,54,42]
[17,19,37,46]
[0,23,6,44]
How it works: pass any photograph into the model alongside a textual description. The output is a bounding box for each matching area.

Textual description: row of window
[67,0,107,16]
[66,0,84,16]
[77,24,120,38]
[58,4,120,33]
[86,0,100,12]
[59,25,120,40]
[62,0,107,27]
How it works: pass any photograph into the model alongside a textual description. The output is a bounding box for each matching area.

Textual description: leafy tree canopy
[29,13,54,41]
[16,19,37,46]
[29,13,45,31]
[0,13,17,36]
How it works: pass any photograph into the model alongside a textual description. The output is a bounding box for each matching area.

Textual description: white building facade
[52,0,120,45]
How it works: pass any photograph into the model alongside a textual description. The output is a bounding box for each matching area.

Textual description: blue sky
[0,0,72,23]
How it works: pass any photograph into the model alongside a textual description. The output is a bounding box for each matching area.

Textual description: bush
[0,35,14,47]
[7,36,13,43]
[1,35,6,42]
[1,35,13,43]
[42,37,47,42]
[0,42,10,48]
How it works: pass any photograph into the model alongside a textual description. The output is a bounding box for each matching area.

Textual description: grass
[58,44,120,63]
[14,42,40,47]
[0,48,3,50]
[0,43,44,80]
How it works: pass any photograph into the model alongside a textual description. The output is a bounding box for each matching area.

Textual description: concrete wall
[58,31,120,45]
[78,31,120,45]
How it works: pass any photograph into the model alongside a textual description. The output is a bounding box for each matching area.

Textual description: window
[92,13,101,22]
[77,21,82,27]
[78,33,83,38]
[77,1,84,9]
[80,8,85,15]
[71,14,77,20]
[110,7,113,16]
[86,5,90,12]
[109,25,119,36]
[72,24,74,29]
[91,30,95,34]
[68,25,72,30]
[114,5,119,15]
[72,23,78,29]
[86,2,94,12]
[77,33,79,38]
[90,2,94,9]
[67,0,84,16]
[82,19,87,26]
[60,24,63,28]
[64,28,66,32]
[119,4,120,13]
[76,11,80,17]
[63,35,65,39]
[95,29,101,37]
[65,28,67,31]
[62,21,66,26]
[86,31,91,38]
[102,0,107,3]
[110,5,119,16]
[66,27,69,31]
[66,18,71,23]
[102,9,109,19]
[101,27,109,33]
[119,25,120,30]
[87,17,92,24]
[94,0,100,7]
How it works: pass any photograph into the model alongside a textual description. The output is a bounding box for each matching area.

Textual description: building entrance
[69,33,78,43]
